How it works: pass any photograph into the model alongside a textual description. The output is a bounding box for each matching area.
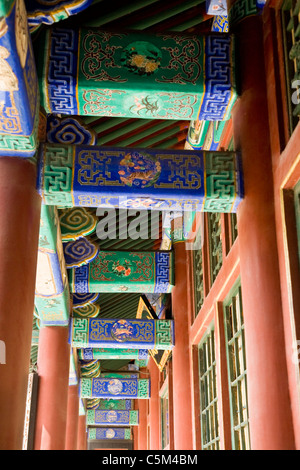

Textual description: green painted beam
[86,409,139,425]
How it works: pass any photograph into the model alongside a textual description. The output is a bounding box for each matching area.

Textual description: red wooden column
[137,399,148,450]
[0,158,41,450]
[77,414,87,450]
[229,4,295,449]
[34,326,70,450]
[171,241,194,450]
[65,384,79,450]
[133,402,139,450]
[148,358,160,450]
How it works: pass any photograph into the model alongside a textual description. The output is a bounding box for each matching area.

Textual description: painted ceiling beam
[36,27,236,122]
[86,409,139,426]
[25,0,96,31]
[88,427,131,440]
[70,317,174,350]
[80,376,150,399]
[35,205,70,326]
[69,250,174,294]
[0,0,39,157]
[37,143,243,213]
[77,347,149,361]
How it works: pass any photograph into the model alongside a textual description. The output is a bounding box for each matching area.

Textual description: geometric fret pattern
[38,28,237,121]
[80,377,150,399]
[0,0,39,157]
[86,409,139,426]
[69,250,174,294]
[24,0,246,447]
[70,318,174,350]
[37,144,243,213]
[88,428,131,440]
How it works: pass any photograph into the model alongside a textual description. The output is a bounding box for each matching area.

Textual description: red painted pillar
[34,326,70,450]
[171,242,194,450]
[133,403,139,450]
[148,358,160,450]
[65,384,79,450]
[137,400,148,450]
[229,6,295,449]
[77,414,87,450]
[0,158,41,450]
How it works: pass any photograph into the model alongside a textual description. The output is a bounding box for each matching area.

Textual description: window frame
[223,283,251,450]
[159,375,170,450]
[198,323,220,450]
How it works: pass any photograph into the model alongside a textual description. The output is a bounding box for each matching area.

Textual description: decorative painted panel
[211,15,229,32]
[136,357,149,368]
[46,115,97,145]
[63,237,99,268]
[88,427,131,440]
[80,358,101,378]
[70,317,174,350]
[86,409,139,426]
[161,210,197,243]
[185,120,227,150]
[256,0,266,9]
[86,398,100,410]
[0,0,39,157]
[136,296,172,372]
[72,302,100,318]
[203,151,243,213]
[93,399,133,411]
[228,0,258,28]
[100,372,138,379]
[35,247,64,298]
[35,205,70,326]
[136,295,158,320]
[72,292,100,308]
[25,0,94,32]
[36,28,236,121]
[0,0,15,15]
[37,144,244,213]
[69,250,174,294]
[80,377,150,399]
[35,288,70,326]
[77,347,149,361]
[59,207,98,242]
[206,0,227,16]
[144,293,171,320]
